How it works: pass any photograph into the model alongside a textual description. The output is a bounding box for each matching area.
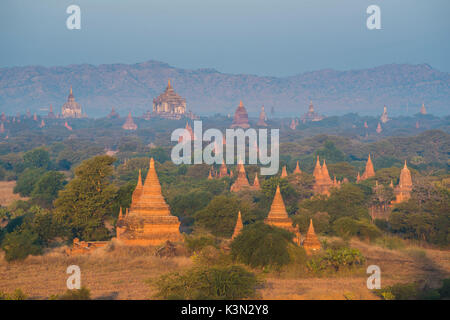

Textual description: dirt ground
[0,239,449,300]
[0,181,28,207]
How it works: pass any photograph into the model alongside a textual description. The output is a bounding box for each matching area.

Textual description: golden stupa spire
[281,165,288,178]
[303,219,321,254]
[294,161,302,174]
[232,211,244,239]
[267,185,289,220]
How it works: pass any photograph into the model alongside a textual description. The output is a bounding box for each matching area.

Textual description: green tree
[1,228,42,261]
[23,148,51,169]
[31,171,66,207]
[54,155,117,240]
[14,168,46,196]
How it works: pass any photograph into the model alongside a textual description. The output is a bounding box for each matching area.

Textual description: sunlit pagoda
[153,79,186,119]
[300,101,324,122]
[231,101,250,129]
[116,158,183,246]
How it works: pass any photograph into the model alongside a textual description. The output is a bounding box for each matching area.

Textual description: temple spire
[303,219,321,255]
[232,211,244,239]
[281,165,288,178]
[293,161,302,174]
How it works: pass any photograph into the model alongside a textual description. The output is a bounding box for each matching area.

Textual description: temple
[0,123,4,134]
[153,80,186,119]
[107,107,120,119]
[380,106,389,123]
[231,211,244,239]
[122,112,138,130]
[360,154,375,180]
[300,101,324,122]
[257,106,268,126]
[219,162,229,178]
[252,174,260,191]
[313,156,333,196]
[264,185,301,245]
[392,161,413,204]
[178,122,195,142]
[303,219,321,255]
[230,161,251,192]
[281,165,288,178]
[290,119,297,130]
[61,87,83,118]
[116,158,183,246]
[231,101,250,129]
[376,122,382,134]
[47,105,56,119]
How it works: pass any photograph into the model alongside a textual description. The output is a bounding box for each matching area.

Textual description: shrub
[184,234,218,254]
[306,247,365,274]
[332,217,381,241]
[152,265,260,300]
[438,278,450,299]
[191,246,232,267]
[375,236,405,250]
[0,289,27,300]
[231,222,293,268]
[1,228,42,261]
[51,287,91,300]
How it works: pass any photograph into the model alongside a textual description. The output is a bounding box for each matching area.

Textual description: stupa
[116,158,183,246]
[293,161,302,174]
[380,106,389,123]
[303,219,321,255]
[219,162,228,178]
[257,106,268,127]
[420,103,427,115]
[61,86,83,118]
[107,107,120,119]
[122,112,138,130]
[230,161,251,192]
[281,165,288,178]
[313,156,333,196]
[290,119,297,130]
[264,185,301,245]
[231,101,250,129]
[178,122,195,142]
[376,122,382,134]
[360,154,375,180]
[231,211,244,239]
[47,105,56,119]
[252,174,260,190]
[392,161,413,204]
[0,123,4,134]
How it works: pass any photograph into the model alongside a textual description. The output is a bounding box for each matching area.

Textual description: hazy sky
[1,0,449,76]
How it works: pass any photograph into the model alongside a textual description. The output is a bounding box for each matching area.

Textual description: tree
[14,168,46,196]
[31,171,66,207]
[54,155,117,241]
[23,148,51,169]
[1,228,42,261]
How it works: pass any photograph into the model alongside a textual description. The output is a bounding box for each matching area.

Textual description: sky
[1,0,449,76]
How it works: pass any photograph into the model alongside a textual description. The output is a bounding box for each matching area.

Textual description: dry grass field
[0,239,449,300]
[0,181,28,207]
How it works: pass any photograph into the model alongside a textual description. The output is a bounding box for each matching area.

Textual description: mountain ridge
[0,60,448,117]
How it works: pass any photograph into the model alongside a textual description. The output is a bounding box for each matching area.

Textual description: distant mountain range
[0,61,448,117]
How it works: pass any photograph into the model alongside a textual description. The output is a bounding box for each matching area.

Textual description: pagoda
[257,106,268,127]
[122,112,138,130]
[293,161,302,174]
[380,106,389,123]
[39,119,45,128]
[116,158,183,246]
[300,101,324,122]
[303,219,321,255]
[252,174,260,191]
[313,156,333,196]
[0,122,4,134]
[153,79,186,119]
[47,105,56,119]
[290,119,297,130]
[230,161,250,192]
[281,165,288,178]
[219,162,229,178]
[178,122,195,142]
[107,107,120,119]
[392,161,413,204]
[360,154,375,180]
[231,101,250,129]
[231,211,244,239]
[0,112,6,122]
[61,86,83,118]
[264,185,301,245]
[376,122,382,134]
[420,103,427,115]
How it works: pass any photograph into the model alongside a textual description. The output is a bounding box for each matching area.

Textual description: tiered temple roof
[231,101,250,129]
[264,185,301,245]
[116,158,183,246]
[153,80,186,119]
[293,161,302,174]
[107,107,120,119]
[61,87,83,118]
[303,219,321,255]
[219,162,229,178]
[300,101,324,122]
[122,112,138,130]
[47,105,56,119]
[376,122,382,134]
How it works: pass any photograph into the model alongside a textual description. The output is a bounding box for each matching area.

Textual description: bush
[438,278,450,299]
[152,265,260,300]
[0,289,27,300]
[1,228,42,261]
[50,287,91,300]
[231,222,293,268]
[332,217,381,241]
[184,234,218,254]
[306,247,365,274]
